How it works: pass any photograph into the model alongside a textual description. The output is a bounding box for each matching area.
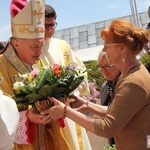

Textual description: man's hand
[27,108,51,125]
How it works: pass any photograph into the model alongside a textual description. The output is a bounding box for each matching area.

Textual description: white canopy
[74,45,143,61]
[74,45,104,62]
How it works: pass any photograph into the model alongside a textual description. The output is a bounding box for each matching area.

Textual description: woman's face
[98,56,120,82]
[103,41,122,67]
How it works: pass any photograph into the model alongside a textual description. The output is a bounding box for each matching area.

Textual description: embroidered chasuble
[0,44,71,150]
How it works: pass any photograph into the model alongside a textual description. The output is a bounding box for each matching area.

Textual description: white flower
[13,81,24,91]
[29,80,36,88]
[20,74,28,79]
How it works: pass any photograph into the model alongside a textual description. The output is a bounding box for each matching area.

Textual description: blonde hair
[97,50,109,64]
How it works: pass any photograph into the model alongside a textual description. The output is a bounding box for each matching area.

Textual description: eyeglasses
[97,64,113,71]
[104,43,122,46]
[103,43,122,49]
[45,22,58,29]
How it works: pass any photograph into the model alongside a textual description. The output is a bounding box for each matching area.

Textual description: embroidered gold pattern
[76,123,84,150]
[4,44,30,74]
[17,0,44,35]
[33,1,43,24]
[63,51,70,66]
[57,39,71,66]
[38,125,46,150]
[19,27,44,35]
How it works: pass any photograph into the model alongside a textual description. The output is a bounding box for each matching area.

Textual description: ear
[12,38,20,50]
[120,44,126,55]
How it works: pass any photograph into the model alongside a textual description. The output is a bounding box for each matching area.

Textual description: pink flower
[30,68,40,76]
[83,80,100,103]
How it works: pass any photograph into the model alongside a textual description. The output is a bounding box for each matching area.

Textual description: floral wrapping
[35,97,69,128]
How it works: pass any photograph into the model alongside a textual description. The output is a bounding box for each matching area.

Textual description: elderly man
[0,0,84,149]
[0,0,71,149]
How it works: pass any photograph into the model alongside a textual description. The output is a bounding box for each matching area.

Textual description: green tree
[83,60,105,91]
[140,52,150,72]
[140,52,150,67]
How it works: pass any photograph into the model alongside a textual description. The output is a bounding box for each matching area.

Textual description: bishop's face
[13,38,44,65]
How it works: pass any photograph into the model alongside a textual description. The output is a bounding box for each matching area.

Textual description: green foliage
[104,144,117,150]
[83,60,105,90]
[140,52,150,67]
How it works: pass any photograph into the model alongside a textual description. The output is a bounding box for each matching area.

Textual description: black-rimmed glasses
[97,64,113,71]
[45,22,58,29]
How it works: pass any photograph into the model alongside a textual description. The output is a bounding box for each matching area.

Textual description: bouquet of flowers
[12,64,86,127]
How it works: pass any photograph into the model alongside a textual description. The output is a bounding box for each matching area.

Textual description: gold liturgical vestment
[0,44,71,150]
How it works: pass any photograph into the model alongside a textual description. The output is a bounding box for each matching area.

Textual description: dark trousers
[109,137,115,147]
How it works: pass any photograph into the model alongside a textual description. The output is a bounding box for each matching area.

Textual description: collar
[3,43,31,74]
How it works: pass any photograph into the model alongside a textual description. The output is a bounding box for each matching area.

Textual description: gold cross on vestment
[63,51,70,66]
[33,1,43,24]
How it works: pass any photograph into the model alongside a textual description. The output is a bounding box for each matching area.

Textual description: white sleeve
[0,90,19,149]
[0,115,14,150]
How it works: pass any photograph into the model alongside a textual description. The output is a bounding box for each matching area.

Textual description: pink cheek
[102,49,105,52]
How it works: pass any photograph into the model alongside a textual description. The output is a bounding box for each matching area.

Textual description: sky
[0,0,149,41]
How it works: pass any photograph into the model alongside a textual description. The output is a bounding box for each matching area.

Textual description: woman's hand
[70,95,88,112]
[41,97,66,121]
[27,108,51,125]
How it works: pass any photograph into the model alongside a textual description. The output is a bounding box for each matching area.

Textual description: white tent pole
[129,0,144,56]
[129,0,136,26]
[133,0,139,27]
[129,0,139,27]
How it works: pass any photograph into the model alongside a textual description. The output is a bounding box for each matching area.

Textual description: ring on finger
[47,114,51,120]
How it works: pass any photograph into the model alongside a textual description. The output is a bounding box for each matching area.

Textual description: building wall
[54,12,149,51]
